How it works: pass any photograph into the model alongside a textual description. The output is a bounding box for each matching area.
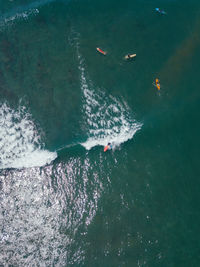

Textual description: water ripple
[0,152,107,266]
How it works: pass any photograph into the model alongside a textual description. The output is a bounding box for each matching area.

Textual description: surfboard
[156,83,160,90]
[155,79,160,90]
[125,54,136,59]
[104,145,109,152]
[97,47,107,55]
[153,79,160,90]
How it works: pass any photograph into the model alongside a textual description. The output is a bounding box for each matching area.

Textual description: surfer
[108,143,112,149]
[155,78,160,90]
[125,54,136,60]
[155,8,166,15]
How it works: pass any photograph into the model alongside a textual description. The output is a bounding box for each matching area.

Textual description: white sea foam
[77,54,142,150]
[0,8,39,29]
[4,8,39,23]
[0,0,68,29]
[0,103,57,169]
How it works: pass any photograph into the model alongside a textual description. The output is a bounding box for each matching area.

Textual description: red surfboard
[104,145,109,152]
[96,47,107,55]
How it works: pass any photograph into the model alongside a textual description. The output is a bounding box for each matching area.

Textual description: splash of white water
[77,57,142,150]
[0,103,57,169]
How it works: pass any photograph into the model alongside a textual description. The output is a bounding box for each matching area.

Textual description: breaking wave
[0,8,39,29]
[76,48,142,150]
[0,0,72,29]
[0,102,57,169]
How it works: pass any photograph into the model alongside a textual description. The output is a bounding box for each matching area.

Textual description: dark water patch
[0,2,83,150]
[0,37,17,73]
[134,20,147,31]
[0,69,18,104]
[0,179,2,191]
[35,10,48,25]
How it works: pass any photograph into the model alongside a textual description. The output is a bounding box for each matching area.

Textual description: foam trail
[81,85,142,150]
[0,8,39,29]
[74,40,142,150]
[2,9,39,25]
[0,103,57,169]
[0,0,71,29]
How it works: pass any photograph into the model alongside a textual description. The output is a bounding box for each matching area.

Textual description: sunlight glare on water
[0,154,105,266]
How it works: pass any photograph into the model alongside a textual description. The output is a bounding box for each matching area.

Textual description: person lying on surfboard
[125,54,136,60]
[104,143,112,152]
[154,78,160,90]
[155,8,166,15]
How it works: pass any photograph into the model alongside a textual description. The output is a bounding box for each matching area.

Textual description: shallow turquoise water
[0,0,200,266]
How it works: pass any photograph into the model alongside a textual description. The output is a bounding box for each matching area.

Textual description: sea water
[0,0,200,266]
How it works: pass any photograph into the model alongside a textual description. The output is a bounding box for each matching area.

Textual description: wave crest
[78,58,142,150]
[0,103,57,169]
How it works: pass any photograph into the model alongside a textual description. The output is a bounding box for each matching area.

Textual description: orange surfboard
[155,78,160,90]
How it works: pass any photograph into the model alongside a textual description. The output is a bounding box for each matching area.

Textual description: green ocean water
[0,0,200,266]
